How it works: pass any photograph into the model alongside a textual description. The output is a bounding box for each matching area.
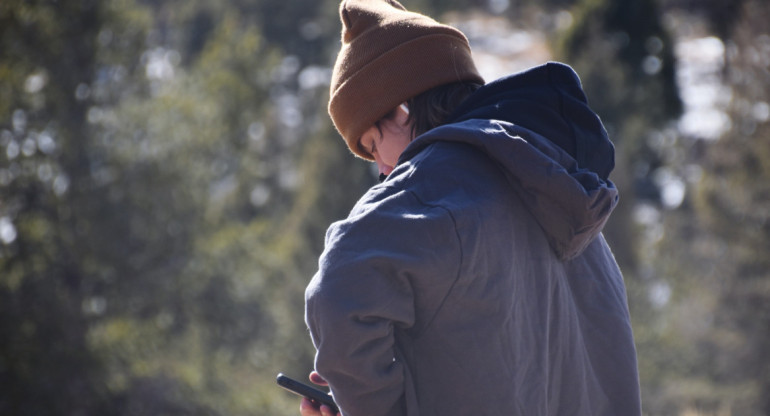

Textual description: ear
[395,102,410,125]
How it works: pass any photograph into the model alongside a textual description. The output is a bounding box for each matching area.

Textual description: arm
[299,372,340,416]
[300,397,339,416]
[305,191,461,416]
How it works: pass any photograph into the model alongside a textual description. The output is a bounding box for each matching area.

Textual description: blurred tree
[554,0,682,309]
[1,0,381,414]
[687,0,770,413]
[557,0,683,259]
[18,0,770,415]
[614,0,770,414]
[0,1,130,413]
[667,0,747,42]
[0,2,394,415]
[553,0,685,412]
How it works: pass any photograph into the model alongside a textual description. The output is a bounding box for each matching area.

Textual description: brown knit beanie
[329,0,484,160]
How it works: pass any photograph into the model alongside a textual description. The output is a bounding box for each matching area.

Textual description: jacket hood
[398,62,619,260]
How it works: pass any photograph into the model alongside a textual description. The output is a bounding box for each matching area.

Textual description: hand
[299,371,340,416]
[309,371,328,387]
[299,397,339,416]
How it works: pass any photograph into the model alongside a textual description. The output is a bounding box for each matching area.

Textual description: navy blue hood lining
[445,62,615,181]
[395,62,619,260]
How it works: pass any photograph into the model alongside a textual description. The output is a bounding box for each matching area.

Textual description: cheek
[394,136,411,157]
[382,140,407,165]
[378,122,412,165]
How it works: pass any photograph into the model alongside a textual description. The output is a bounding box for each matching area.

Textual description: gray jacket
[306,63,641,416]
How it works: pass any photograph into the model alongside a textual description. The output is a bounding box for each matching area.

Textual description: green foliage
[687,2,770,412]
[554,0,683,276]
[1,0,768,415]
[0,0,353,414]
[613,0,770,414]
[558,0,682,127]
[1,1,127,414]
[551,0,763,414]
[553,0,683,299]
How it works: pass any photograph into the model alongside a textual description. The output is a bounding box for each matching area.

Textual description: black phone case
[276,373,339,413]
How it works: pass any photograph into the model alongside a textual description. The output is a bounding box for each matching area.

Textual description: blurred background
[1,0,768,414]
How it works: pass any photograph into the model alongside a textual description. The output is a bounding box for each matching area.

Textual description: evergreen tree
[0,1,128,413]
[554,0,684,411]
[0,0,377,413]
[688,0,770,413]
[627,0,770,413]
[556,0,682,271]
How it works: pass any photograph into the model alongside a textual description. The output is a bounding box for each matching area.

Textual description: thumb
[309,371,329,387]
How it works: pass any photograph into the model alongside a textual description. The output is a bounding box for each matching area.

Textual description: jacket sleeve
[305,190,462,416]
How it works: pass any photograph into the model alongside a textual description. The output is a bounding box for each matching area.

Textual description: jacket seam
[403,187,465,339]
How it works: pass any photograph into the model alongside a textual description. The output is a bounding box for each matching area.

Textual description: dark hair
[359,81,481,158]
[407,81,481,138]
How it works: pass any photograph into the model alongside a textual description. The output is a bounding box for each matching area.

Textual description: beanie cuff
[329,33,484,160]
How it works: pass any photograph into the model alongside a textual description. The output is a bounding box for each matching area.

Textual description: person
[301,0,642,415]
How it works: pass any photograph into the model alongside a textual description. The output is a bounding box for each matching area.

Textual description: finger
[300,397,322,416]
[319,404,339,416]
[309,371,329,386]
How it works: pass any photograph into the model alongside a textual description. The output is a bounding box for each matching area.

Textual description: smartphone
[276,373,339,414]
